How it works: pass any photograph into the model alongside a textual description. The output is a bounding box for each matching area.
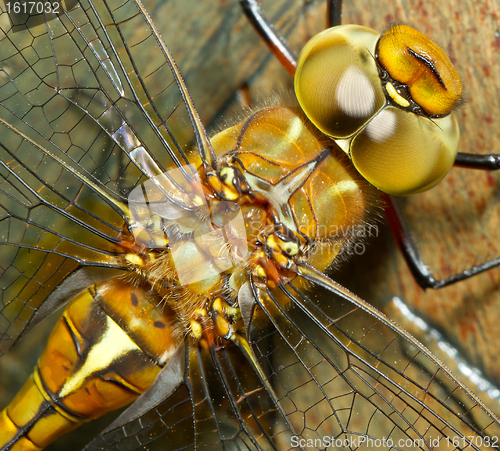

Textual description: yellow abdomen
[0,280,179,450]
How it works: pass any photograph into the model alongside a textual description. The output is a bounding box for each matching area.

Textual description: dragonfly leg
[383,193,500,289]
[187,294,245,350]
[239,0,344,76]
[247,228,302,289]
[235,82,254,109]
[206,164,250,201]
[210,296,243,339]
[327,0,343,27]
[239,0,298,75]
[454,152,500,169]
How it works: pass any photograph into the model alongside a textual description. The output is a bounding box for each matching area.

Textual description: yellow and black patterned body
[0,281,179,450]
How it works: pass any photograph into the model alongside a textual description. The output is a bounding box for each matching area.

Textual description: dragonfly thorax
[120,105,374,340]
[208,105,373,285]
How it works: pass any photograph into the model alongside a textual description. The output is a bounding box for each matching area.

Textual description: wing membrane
[81,272,500,451]
[0,248,79,354]
[0,0,212,352]
[86,341,287,450]
[254,275,500,449]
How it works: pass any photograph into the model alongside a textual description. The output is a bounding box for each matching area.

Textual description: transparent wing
[83,270,500,451]
[264,267,500,448]
[0,0,210,353]
[85,341,285,450]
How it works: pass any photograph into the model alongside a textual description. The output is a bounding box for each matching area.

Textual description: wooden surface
[0,0,499,448]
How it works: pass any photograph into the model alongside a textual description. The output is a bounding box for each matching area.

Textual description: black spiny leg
[239,0,344,74]
[383,193,500,290]
[239,0,298,75]
[454,152,500,169]
[387,153,500,289]
[327,0,343,27]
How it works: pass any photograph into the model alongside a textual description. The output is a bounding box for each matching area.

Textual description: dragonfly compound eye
[377,25,463,117]
[294,24,461,196]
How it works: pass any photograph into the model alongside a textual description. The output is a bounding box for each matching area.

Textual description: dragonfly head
[294,24,462,196]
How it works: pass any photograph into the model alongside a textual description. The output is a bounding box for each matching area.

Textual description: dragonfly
[1,0,500,450]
